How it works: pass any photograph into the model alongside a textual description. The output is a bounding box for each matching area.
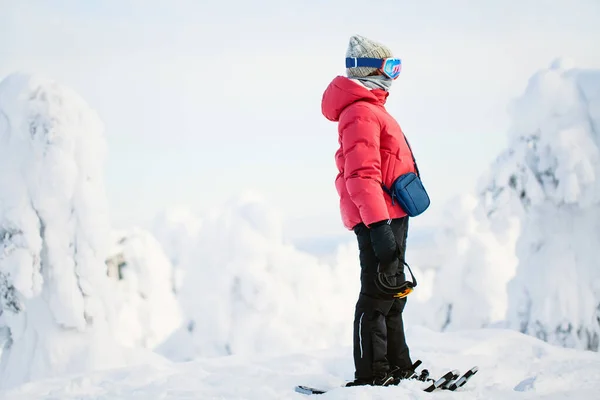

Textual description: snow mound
[0,73,144,389]
[1,327,599,399]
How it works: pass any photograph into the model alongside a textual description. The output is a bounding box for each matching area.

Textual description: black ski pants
[352,217,412,380]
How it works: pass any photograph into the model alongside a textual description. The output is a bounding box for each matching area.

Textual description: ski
[438,370,461,390]
[295,385,328,395]
[423,369,459,392]
[446,366,479,391]
[294,365,478,395]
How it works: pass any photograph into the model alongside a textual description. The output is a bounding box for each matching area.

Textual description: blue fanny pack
[383,172,430,217]
[382,135,430,217]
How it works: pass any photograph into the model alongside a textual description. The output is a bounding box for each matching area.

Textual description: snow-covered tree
[155,193,360,361]
[0,73,127,388]
[106,228,184,349]
[411,195,519,332]
[151,207,202,294]
[480,59,600,350]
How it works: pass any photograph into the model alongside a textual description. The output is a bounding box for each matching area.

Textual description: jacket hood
[321,76,389,122]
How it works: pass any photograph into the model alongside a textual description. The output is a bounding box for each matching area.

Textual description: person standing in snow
[321,35,420,387]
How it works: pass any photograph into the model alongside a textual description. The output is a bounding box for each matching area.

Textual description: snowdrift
[2,327,599,399]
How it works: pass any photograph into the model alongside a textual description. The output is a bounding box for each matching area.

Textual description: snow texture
[478,59,600,351]
[1,327,599,399]
[0,73,138,389]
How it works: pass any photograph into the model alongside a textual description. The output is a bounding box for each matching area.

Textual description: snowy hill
[1,327,599,399]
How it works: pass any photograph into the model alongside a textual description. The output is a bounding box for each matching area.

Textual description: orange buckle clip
[393,287,414,298]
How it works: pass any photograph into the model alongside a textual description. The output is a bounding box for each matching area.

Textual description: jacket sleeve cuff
[360,206,390,228]
[369,219,391,228]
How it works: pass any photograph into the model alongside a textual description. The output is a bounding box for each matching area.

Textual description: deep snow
[1,327,599,399]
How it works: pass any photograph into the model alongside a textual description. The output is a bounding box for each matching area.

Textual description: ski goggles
[345,57,402,80]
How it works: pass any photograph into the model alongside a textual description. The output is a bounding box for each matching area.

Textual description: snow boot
[391,360,430,384]
[345,370,396,387]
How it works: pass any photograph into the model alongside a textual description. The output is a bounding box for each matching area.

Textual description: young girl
[321,34,420,386]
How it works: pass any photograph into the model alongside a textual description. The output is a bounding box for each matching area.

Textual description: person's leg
[386,297,412,370]
[351,223,395,383]
[352,294,393,381]
[386,217,414,372]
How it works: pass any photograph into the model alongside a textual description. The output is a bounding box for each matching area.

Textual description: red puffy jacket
[321,76,417,230]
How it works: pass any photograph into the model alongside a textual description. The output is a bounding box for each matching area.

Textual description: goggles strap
[345,57,385,69]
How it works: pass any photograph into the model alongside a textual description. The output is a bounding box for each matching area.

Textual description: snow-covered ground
[2,327,599,399]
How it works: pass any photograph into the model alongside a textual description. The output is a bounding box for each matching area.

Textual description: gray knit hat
[345,35,393,78]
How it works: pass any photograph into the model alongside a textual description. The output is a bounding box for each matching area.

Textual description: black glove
[369,220,400,277]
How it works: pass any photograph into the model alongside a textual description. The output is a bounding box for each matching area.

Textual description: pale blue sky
[2,0,600,241]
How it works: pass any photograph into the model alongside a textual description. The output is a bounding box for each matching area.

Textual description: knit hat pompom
[345,35,393,78]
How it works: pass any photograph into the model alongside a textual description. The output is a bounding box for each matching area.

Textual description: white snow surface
[1,327,599,399]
